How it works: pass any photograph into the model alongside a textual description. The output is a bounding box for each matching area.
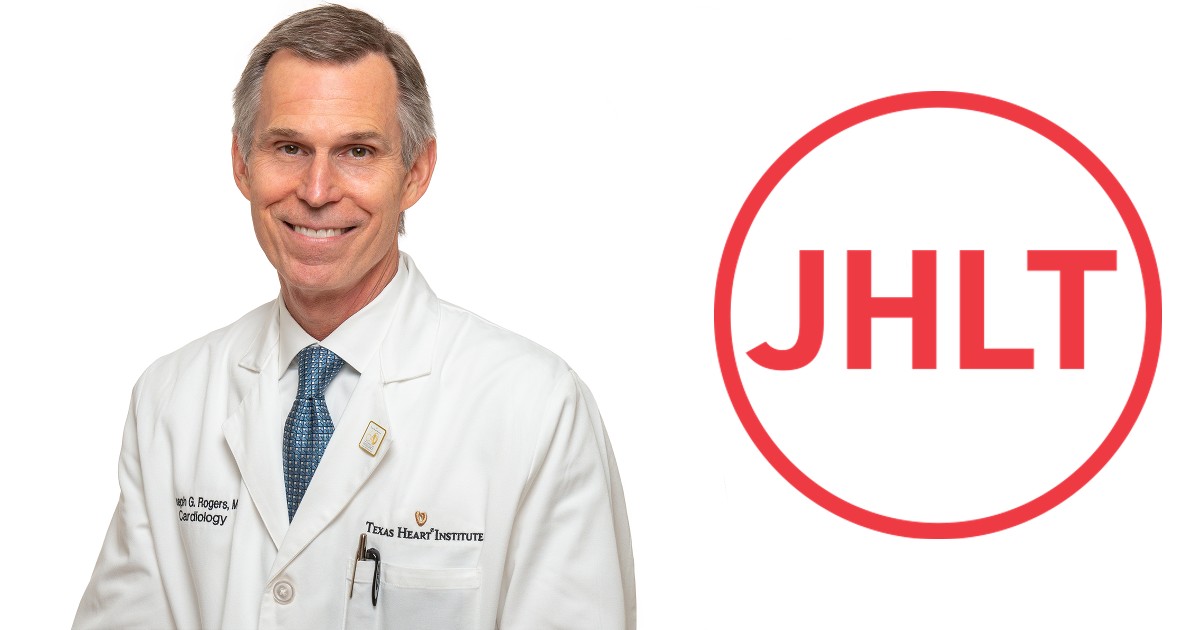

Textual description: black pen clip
[364,547,381,607]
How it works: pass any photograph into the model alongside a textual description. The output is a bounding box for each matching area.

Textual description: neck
[281,250,399,341]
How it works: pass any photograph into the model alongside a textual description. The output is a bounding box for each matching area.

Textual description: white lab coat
[74,254,636,629]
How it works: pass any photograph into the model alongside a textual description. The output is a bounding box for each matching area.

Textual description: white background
[2,1,1197,627]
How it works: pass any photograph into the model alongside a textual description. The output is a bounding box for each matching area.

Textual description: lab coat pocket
[344,561,481,629]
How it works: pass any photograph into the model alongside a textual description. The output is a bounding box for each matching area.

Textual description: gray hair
[232,4,435,169]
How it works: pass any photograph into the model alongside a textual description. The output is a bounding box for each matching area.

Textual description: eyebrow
[259,127,303,142]
[258,127,393,152]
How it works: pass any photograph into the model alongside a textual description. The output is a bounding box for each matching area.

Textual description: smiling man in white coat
[73,5,635,629]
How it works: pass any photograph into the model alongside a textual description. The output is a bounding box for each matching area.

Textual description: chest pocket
[343,560,481,629]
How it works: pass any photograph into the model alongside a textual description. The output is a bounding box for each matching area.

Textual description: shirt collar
[276,270,406,379]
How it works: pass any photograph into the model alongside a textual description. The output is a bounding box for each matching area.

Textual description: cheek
[341,162,407,203]
[247,158,302,201]
[249,212,280,256]
[344,183,406,223]
[250,207,273,232]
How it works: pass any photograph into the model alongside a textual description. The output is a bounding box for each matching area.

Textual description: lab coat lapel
[222,311,290,549]
[264,253,442,580]
[269,355,393,579]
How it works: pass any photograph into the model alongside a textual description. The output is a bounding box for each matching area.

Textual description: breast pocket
[344,560,481,630]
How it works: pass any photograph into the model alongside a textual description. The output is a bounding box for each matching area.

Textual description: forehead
[257,50,400,134]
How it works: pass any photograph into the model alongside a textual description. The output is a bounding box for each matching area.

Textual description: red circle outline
[714,91,1163,538]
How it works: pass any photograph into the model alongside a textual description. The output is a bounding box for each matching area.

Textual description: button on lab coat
[73,254,636,629]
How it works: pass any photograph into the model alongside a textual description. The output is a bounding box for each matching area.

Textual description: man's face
[233,50,433,301]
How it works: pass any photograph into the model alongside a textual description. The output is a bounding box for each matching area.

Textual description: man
[73,5,635,629]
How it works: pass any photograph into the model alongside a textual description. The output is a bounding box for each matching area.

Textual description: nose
[295,153,343,207]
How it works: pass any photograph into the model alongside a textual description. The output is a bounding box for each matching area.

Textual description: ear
[232,135,252,200]
[399,138,438,211]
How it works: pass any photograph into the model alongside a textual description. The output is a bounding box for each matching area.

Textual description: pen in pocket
[348,533,382,607]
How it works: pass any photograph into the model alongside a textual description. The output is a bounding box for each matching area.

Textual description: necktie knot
[296,345,344,400]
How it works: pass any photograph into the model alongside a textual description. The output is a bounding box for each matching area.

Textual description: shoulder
[433,299,572,386]
[427,300,607,472]
[132,300,275,406]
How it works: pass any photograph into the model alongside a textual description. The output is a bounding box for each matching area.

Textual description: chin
[278,267,348,295]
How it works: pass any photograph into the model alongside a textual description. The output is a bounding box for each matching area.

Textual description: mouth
[287,222,352,239]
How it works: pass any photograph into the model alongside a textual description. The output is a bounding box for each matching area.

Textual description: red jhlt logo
[715,92,1161,539]
[750,249,1116,371]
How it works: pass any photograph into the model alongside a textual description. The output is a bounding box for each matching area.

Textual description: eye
[279,144,301,156]
[347,146,372,159]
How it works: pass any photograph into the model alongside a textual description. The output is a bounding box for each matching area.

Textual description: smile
[289,223,350,239]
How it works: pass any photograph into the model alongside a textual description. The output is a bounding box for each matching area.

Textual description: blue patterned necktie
[283,345,345,522]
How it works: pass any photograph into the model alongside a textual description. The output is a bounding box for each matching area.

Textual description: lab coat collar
[236,308,278,374]
[379,251,439,384]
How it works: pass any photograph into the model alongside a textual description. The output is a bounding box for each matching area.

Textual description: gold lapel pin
[358,421,386,456]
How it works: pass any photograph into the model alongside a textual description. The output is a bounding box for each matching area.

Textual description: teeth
[292,225,347,239]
